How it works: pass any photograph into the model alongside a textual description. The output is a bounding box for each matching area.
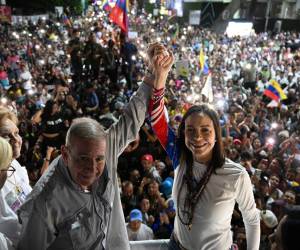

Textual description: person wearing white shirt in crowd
[0,137,14,249]
[19,64,33,91]
[0,107,32,246]
[126,209,154,241]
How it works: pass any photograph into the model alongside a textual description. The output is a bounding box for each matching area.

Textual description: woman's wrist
[143,72,155,86]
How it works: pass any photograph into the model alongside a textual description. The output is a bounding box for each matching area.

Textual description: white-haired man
[17,43,174,250]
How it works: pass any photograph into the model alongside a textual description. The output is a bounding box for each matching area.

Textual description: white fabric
[201,74,213,103]
[173,158,260,250]
[126,223,154,241]
[0,160,32,246]
[0,232,14,250]
[19,71,33,90]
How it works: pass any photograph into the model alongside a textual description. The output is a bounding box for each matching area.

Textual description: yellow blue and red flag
[62,14,72,27]
[109,0,128,33]
[263,79,287,101]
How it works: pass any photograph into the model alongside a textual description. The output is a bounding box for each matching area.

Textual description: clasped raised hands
[146,42,174,89]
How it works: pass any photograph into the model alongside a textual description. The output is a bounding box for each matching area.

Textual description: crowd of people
[0,3,300,249]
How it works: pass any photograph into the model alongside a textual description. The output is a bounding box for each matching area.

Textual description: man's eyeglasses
[0,165,16,177]
[67,147,105,167]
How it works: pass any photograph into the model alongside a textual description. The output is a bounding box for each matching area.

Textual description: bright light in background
[216,100,225,109]
[267,137,275,145]
[193,76,200,82]
[186,96,193,102]
[271,122,278,129]
[225,22,253,38]
[139,51,146,58]
[245,63,251,70]
[27,89,34,96]
[0,97,7,105]
[157,37,161,42]
[215,93,223,98]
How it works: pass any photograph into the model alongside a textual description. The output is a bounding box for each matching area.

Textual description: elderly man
[17,44,174,250]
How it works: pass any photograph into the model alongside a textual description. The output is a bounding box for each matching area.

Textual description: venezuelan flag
[270,79,287,100]
[62,14,72,27]
[109,0,128,33]
[263,80,287,101]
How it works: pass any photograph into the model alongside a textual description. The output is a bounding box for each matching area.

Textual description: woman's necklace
[6,173,22,194]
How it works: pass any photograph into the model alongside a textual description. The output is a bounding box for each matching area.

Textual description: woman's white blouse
[173,158,260,250]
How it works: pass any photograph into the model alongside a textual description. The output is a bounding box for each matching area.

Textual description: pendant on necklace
[15,185,22,194]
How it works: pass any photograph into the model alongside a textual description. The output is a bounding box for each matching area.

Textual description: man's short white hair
[65,117,106,146]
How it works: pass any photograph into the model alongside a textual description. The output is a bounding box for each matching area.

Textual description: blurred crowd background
[0,3,300,249]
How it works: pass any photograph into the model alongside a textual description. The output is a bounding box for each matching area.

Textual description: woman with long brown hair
[149,98,260,249]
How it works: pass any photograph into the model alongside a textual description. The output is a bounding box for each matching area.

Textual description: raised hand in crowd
[146,43,174,90]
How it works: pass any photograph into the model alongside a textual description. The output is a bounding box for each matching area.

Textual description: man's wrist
[153,74,168,89]
[143,73,155,86]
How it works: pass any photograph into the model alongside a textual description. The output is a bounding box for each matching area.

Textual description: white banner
[189,10,201,25]
[12,14,49,24]
[55,6,64,17]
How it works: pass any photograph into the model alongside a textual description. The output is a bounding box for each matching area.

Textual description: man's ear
[61,145,69,165]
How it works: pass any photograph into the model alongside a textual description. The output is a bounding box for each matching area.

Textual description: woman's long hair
[176,104,225,228]
[41,100,56,122]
